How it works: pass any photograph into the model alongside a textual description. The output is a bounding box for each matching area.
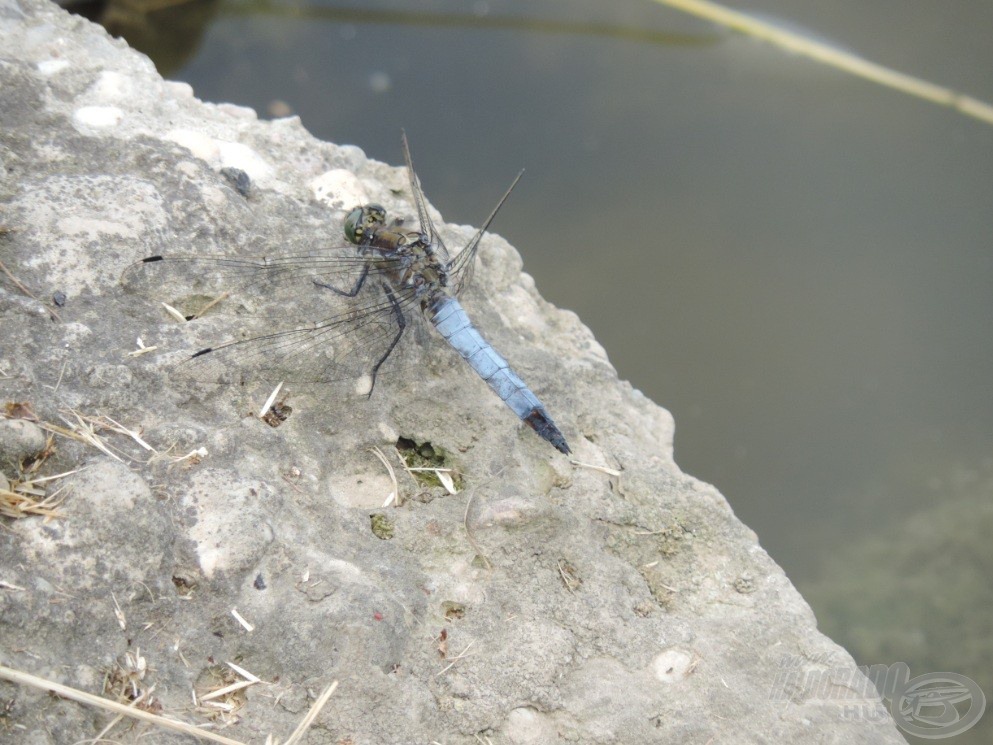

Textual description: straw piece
[653,0,993,125]
[0,664,247,745]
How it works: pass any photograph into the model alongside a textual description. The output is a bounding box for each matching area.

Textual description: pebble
[0,418,47,464]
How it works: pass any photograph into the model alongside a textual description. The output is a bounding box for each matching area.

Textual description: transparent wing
[375,132,524,297]
[446,169,524,296]
[399,130,455,270]
[121,249,382,299]
[120,249,424,390]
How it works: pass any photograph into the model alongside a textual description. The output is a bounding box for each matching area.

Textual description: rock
[0,1,905,742]
[0,418,47,467]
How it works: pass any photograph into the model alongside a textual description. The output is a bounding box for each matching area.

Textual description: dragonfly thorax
[345,202,451,297]
[400,245,452,302]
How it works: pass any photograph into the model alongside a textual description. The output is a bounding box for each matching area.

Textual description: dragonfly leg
[366,283,406,398]
[313,262,370,298]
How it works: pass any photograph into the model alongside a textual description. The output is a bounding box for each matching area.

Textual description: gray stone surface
[0,1,906,742]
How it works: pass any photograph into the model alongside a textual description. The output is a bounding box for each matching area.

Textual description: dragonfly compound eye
[344,204,388,244]
[344,207,365,244]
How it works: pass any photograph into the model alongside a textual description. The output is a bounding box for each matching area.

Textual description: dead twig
[569,459,621,477]
[0,257,62,321]
[436,640,476,677]
[0,664,246,745]
[282,680,339,745]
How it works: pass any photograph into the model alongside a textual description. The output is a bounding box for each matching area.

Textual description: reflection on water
[801,462,993,744]
[58,0,721,76]
[58,0,220,75]
[69,2,993,741]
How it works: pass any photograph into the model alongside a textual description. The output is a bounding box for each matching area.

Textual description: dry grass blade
[127,336,159,357]
[26,408,163,465]
[191,290,230,319]
[369,445,400,507]
[224,661,261,684]
[44,411,127,463]
[0,259,34,296]
[23,467,87,485]
[557,559,582,594]
[193,665,253,723]
[162,301,187,323]
[403,466,458,495]
[230,608,254,632]
[396,448,459,495]
[282,680,339,745]
[436,640,476,677]
[91,684,154,743]
[654,0,993,126]
[100,415,154,451]
[0,664,248,745]
[150,445,209,467]
[461,489,491,572]
[198,679,255,703]
[570,459,622,477]
[258,382,285,419]
[0,257,62,321]
[62,409,156,458]
[111,591,127,630]
[0,484,67,520]
[435,469,457,495]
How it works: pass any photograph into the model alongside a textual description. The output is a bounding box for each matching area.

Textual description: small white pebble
[91,70,127,100]
[215,102,258,120]
[217,140,273,181]
[164,128,219,161]
[651,648,694,683]
[164,80,195,98]
[37,59,70,75]
[73,105,124,129]
[311,168,367,209]
[352,373,373,396]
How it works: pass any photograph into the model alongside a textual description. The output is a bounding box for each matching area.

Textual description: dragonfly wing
[447,169,524,296]
[399,134,456,265]
[120,249,392,307]
[181,287,422,391]
[121,251,422,392]
[401,130,438,245]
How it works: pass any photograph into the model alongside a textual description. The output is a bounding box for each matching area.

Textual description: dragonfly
[124,133,570,454]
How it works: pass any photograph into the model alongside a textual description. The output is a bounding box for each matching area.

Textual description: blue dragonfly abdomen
[427,296,569,454]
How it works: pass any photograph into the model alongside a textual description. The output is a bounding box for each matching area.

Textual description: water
[80,0,993,739]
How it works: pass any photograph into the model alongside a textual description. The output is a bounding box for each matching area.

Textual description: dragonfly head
[344,204,387,245]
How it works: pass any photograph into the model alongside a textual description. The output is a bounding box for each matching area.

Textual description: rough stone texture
[0,1,906,743]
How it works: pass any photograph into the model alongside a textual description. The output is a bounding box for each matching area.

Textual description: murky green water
[77,0,993,739]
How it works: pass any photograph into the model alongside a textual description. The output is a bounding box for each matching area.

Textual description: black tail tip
[524,408,571,455]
